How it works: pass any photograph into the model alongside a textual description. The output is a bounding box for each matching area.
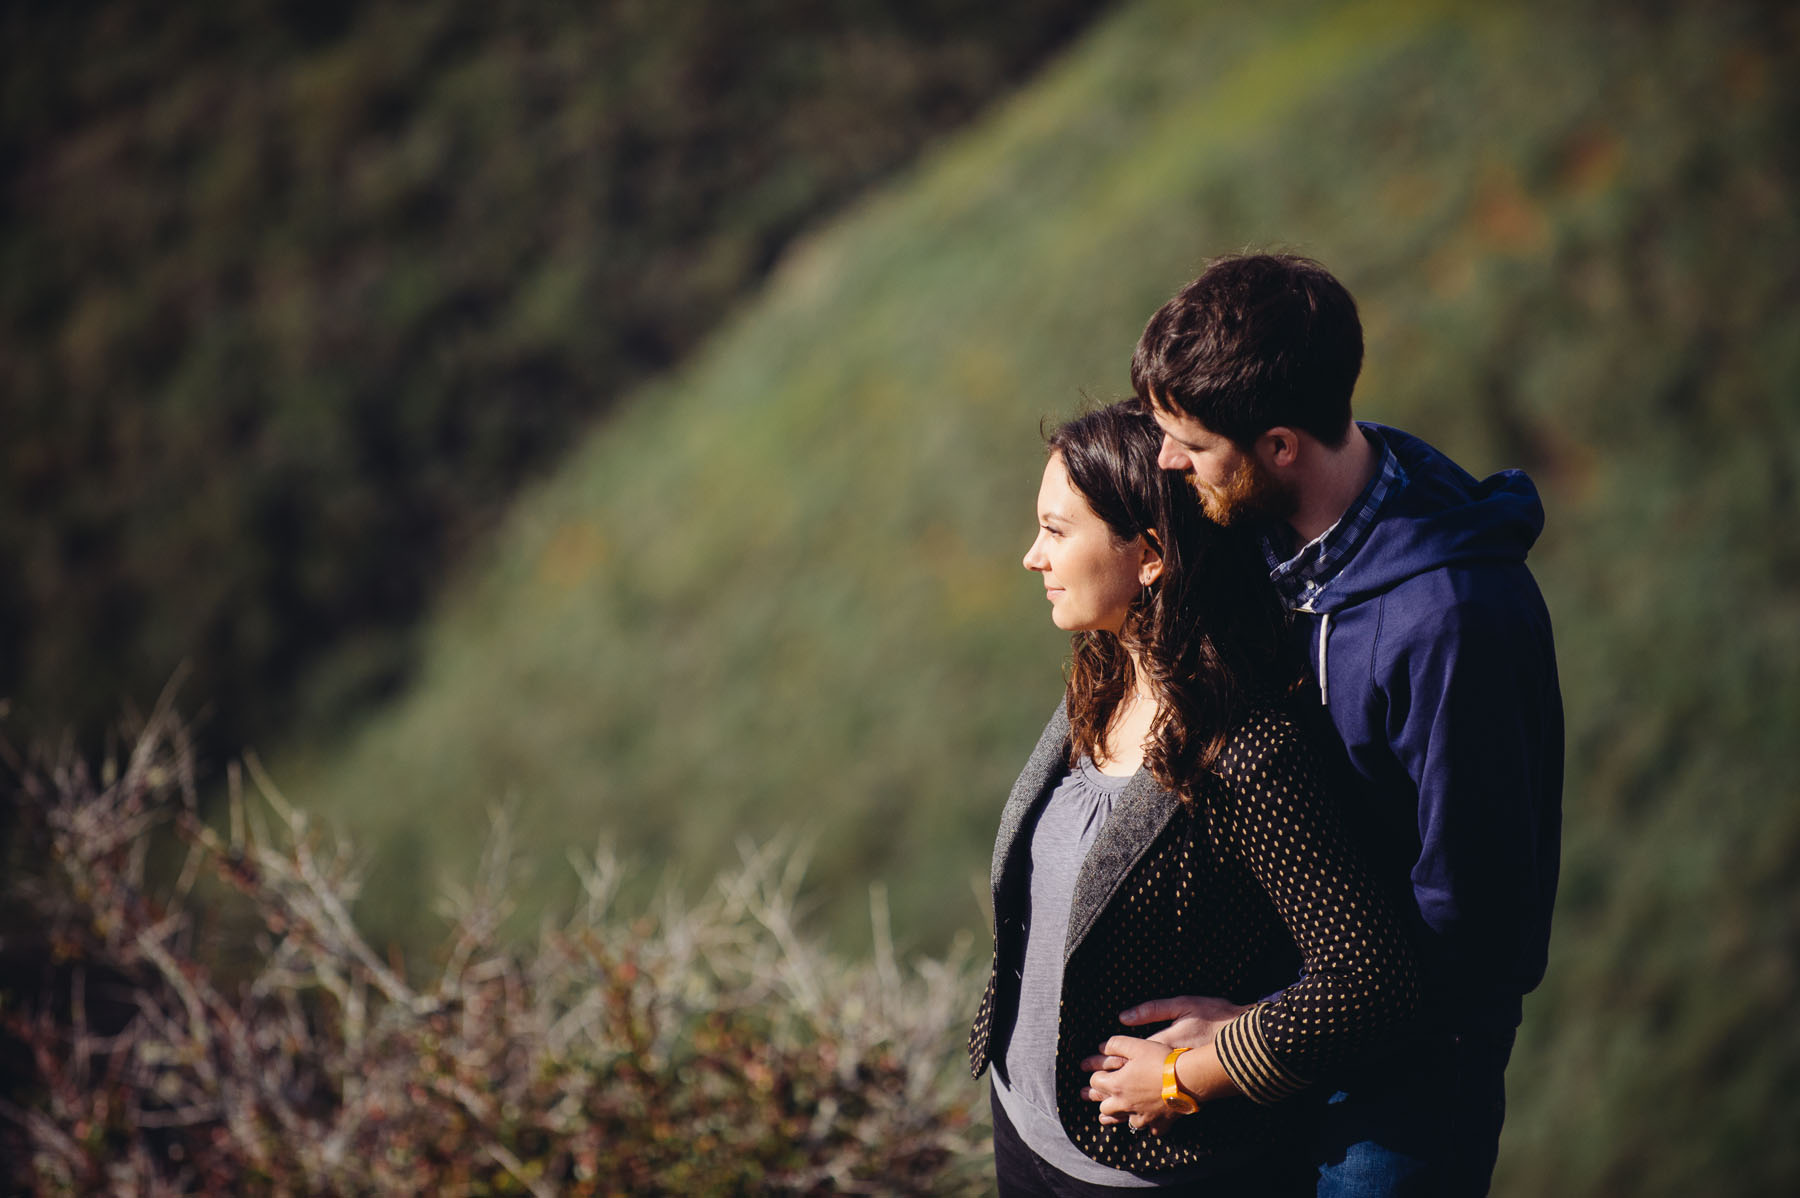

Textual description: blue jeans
[1314,1028,1516,1198]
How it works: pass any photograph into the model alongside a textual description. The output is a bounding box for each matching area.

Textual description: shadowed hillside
[278,0,1798,1192]
[0,0,1109,759]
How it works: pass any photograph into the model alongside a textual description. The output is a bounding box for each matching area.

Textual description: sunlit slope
[291,1,1798,1191]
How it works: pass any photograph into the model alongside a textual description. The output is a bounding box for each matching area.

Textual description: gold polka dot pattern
[968,703,1419,1173]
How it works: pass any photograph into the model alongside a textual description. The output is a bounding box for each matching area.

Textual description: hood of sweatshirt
[1306,423,1547,616]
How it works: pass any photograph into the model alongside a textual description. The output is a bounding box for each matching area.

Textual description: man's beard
[1193,455,1296,527]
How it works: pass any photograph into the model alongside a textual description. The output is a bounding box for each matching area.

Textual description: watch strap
[1161,1046,1198,1115]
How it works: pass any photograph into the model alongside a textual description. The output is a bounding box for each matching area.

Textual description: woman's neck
[1095,657,1157,776]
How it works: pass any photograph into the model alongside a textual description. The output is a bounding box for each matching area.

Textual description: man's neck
[1287,424,1378,545]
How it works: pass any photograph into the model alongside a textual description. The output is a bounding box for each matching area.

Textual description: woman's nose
[1023,535,1047,571]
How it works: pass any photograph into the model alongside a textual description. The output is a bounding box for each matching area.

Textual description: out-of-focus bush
[0,704,987,1195]
[0,0,1110,759]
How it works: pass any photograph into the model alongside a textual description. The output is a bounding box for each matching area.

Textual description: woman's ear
[1138,532,1165,587]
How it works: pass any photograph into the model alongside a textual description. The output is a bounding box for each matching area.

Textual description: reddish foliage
[0,710,986,1195]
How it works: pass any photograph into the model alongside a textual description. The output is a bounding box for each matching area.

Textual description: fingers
[1088,1089,1171,1132]
[1118,997,1185,1026]
[1101,1034,1149,1058]
[1079,1053,1125,1073]
[1081,1069,1118,1103]
[1119,995,1219,1026]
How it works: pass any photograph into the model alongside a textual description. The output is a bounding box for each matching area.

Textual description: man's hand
[1118,994,1250,1050]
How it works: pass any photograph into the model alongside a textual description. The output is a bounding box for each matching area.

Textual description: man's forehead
[1148,396,1212,440]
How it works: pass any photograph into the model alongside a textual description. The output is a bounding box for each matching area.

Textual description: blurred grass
[279,0,1799,1191]
[0,0,1109,760]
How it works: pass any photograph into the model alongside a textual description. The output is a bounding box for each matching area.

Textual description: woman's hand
[1080,995,1249,1130]
[1079,1035,1179,1134]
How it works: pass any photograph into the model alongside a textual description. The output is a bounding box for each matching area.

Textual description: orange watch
[1161,1046,1198,1115]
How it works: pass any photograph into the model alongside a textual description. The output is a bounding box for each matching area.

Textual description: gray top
[992,758,1211,1188]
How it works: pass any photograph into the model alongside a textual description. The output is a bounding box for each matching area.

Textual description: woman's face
[1023,452,1161,635]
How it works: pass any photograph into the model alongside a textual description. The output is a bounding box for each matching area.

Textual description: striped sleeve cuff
[1214,1004,1310,1105]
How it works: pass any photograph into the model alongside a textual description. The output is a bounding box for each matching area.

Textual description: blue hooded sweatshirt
[1288,424,1563,1034]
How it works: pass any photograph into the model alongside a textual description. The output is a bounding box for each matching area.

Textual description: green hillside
[0,0,1106,759]
[284,0,1800,1191]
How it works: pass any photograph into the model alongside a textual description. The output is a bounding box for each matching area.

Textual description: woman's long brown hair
[1047,399,1297,799]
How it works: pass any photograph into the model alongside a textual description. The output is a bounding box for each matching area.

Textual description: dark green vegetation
[8,0,1800,1192]
[0,0,1106,758]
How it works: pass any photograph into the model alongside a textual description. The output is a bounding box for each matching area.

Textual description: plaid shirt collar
[1261,424,1405,610]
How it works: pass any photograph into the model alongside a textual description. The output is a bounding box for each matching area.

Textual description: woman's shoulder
[1210,697,1328,786]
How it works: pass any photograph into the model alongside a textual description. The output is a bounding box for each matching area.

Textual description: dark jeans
[991,1086,1315,1198]
[1314,1027,1517,1198]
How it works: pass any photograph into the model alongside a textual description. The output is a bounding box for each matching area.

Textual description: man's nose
[1157,435,1186,471]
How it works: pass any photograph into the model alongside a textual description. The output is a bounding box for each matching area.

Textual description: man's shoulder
[1360,422,1465,483]
[1379,553,1547,609]
[1358,564,1555,692]
[1375,558,1547,632]
[1324,424,1546,610]
[1362,422,1544,523]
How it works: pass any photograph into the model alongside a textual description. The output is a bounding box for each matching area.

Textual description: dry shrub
[0,705,988,1195]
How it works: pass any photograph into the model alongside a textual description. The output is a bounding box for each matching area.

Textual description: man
[1102,254,1562,1195]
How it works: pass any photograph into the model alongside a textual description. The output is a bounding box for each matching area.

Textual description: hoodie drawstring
[1317,612,1332,707]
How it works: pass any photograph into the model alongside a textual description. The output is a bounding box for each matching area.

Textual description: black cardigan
[969,699,1418,1173]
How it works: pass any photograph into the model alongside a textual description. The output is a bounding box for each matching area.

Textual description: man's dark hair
[1130,253,1364,448]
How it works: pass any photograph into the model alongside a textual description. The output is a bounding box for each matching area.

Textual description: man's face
[1150,401,1296,527]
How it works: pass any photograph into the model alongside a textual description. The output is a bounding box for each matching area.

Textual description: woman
[969,400,1417,1195]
